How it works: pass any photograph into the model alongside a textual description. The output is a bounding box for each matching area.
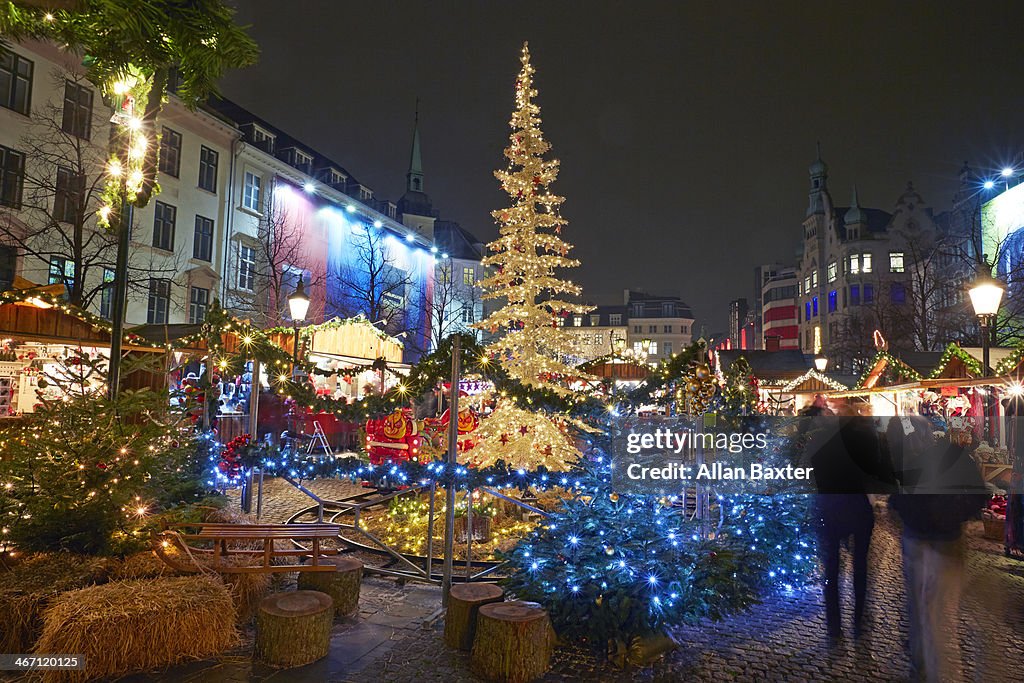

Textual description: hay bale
[0,553,114,654]
[224,572,273,624]
[110,551,179,581]
[35,575,238,682]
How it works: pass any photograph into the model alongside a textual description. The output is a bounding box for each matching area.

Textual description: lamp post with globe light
[287,276,311,376]
[969,268,1004,445]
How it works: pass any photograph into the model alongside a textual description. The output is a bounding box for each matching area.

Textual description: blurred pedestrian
[889,426,988,681]
[809,404,896,641]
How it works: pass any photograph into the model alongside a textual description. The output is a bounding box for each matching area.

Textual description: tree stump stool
[297,556,363,617]
[444,582,504,650]
[255,590,333,667]
[471,600,555,683]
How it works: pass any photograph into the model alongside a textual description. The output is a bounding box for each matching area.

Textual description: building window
[632,303,643,317]
[827,261,837,283]
[238,244,256,291]
[0,245,15,292]
[633,325,641,333]
[890,282,906,305]
[590,314,600,326]
[850,284,860,306]
[189,286,209,324]
[609,313,621,326]
[663,324,672,333]
[159,127,181,177]
[48,256,74,291]
[805,301,811,320]
[648,325,657,333]
[811,269,818,287]
[863,283,874,303]
[193,215,214,261]
[54,167,84,224]
[595,333,604,346]
[328,168,346,185]
[0,145,25,208]
[803,276,811,294]
[61,81,93,139]
[812,296,818,317]
[828,290,837,313]
[358,186,373,201]
[242,171,262,211]
[251,125,275,153]
[863,253,873,273]
[889,251,904,273]
[461,304,474,324]
[0,51,33,115]
[683,325,689,335]
[661,302,674,316]
[648,341,658,355]
[463,266,475,285]
[99,268,115,319]
[153,201,176,251]
[573,316,582,327]
[849,254,860,275]
[556,315,565,327]
[664,341,673,356]
[633,342,643,354]
[147,278,170,324]
[294,149,313,168]
[198,146,218,192]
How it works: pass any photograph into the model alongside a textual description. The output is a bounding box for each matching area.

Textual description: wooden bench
[154,522,342,574]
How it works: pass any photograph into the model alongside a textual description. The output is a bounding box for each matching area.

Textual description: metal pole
[425,482,436,580]
[442,335,461,604]
[107,198,133,400]
[249,358,263,519]
[465,489,473,573]
[982,316,991,443]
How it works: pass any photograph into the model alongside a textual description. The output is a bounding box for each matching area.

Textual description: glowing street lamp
[969,273,1004,378]
[814,353,829,372]
[288,276,311,368]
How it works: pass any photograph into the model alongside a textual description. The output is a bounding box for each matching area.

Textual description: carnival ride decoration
[365,409,424,465]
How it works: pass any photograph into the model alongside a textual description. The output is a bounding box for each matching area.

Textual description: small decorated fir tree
[0,353,201,555]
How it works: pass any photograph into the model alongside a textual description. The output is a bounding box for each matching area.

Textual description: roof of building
[717,349,810,380]
[205,96,362,190]
[571,305,628,327]
[624,290,694,319]
[833,206,892,233]
[887,350,945,375]
[434,220,484,260]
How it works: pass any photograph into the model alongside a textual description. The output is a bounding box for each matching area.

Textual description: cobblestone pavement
[148,483,1024,682]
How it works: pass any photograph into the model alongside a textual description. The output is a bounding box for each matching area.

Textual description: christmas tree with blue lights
[501,359,816,663]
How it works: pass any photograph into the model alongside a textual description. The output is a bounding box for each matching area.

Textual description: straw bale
[0,553,114,653]
[110,551,180,581]
[35,575,238,682]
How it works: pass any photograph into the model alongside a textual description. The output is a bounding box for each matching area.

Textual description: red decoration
[519,425,529,435]
[500,433,510,445]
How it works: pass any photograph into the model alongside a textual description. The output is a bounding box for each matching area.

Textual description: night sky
[221,2,1024,332]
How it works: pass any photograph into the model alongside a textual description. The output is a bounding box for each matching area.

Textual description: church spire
[807,142,830,216]
[406,99,424,194]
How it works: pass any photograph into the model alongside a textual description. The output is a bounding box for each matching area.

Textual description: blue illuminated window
[812,296,818,317]
[828,290,837,313]
[850,284,860,305]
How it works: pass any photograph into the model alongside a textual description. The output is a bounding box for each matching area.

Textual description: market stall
[0,285,165,416]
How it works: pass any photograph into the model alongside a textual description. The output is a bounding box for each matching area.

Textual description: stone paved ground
[143,482,1024,682]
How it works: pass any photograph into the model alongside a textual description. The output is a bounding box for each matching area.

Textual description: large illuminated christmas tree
[476,42,592,393]
[469,43,592,470]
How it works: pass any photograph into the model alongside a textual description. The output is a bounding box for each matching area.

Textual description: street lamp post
[814,353,828,373]
[970,270,1004,445]
[287,276,310,375]
[968,272,1004,379]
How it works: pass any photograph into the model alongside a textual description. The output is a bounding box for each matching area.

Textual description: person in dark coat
[808,405,896,641]
[889,422,988,682]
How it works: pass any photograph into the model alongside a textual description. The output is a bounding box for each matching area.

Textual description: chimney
[764,335,781,352]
